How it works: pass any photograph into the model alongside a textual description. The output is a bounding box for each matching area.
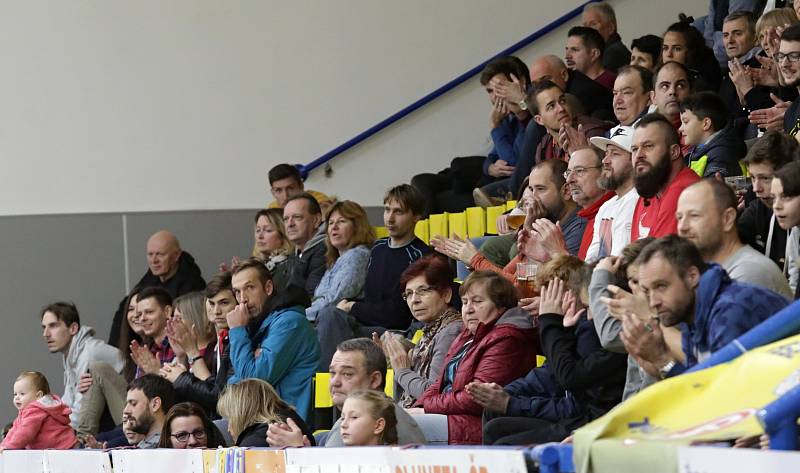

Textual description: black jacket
[235,408,316,447]
[108,251,206,347]
[566,70,615,122]
[538,313,626,419]
[602,33,631,73]
[738,197,786,269]
[173,336,231,418]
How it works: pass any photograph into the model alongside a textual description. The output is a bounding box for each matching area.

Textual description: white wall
[0,0,707,216]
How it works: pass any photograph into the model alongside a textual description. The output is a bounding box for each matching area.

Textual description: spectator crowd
[3,0,800,454]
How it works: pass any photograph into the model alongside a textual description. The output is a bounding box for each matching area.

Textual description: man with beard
[586,126,638,260]
[227,258,319,422]
[677,179,791,298]
[620,235,787,379]
[629,113,700,240]
[780,25,800,139]
[121,374,175,448]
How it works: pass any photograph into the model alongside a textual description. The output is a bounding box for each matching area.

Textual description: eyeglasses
[401,285,437,301]
[563,166,602,179]
[171,428,207,444]
[775,52,800,63]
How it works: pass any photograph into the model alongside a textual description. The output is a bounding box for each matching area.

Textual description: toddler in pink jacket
[0,371,78,450]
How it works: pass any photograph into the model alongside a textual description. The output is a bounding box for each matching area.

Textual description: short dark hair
[128,374,176,414]
[723,10,756,35]
[630,35,663,63]
[460,271,520,310]
[158,402,227,448]
[568,26,606,55]
[336,338,387,390]
[527,79,565,116]
[634,112,681,147]
[40,302,80,327]
[616,65,654,93]
[479,56,531,87]
[231,257,273,286]
[775,160,800,198]
[697,179,738,215]
[679,91,728,131]
[204,271,233,299]
[635,234,707,276]
[653,61,693,92]
[285,192,322,216]
[782,24,800,43]
[384,184,425,216]
[268,164,302,186]
[533,159,568,191]
[743,131,799,168]
[137,286,173,309]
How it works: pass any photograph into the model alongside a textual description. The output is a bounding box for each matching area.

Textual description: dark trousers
[316,305,387,372]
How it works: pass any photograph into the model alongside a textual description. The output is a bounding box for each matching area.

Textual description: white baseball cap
[589,125,633,153]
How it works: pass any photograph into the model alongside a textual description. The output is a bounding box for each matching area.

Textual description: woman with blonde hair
[253,208,297,292]
[217,378,314,447]
[305,200,376,322]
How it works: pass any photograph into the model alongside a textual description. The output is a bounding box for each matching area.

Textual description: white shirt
[585,188,640,262]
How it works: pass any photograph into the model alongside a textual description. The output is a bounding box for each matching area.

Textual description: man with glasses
[778,25,800,139]
[565,148,615,259]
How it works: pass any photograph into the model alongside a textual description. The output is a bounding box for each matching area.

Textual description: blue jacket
[670,264,788,376]
[482,115,530,175]
[228,305,320,422]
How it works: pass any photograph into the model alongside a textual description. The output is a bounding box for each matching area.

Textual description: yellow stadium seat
[373,226,389,239]
[429,213,448,239]
[415,220,430,244]
[465,207,486,238]
[314,373,333,408]
[505,200,518,211]
[485,205,506,234]
[385,369,394,397]
[410,329,424,345]
[448,211,467,238]
[536,355,546,367]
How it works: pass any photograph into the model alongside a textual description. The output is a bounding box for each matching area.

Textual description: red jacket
[1,394,77,450]
[577,191,616,259]
[420,307,538,444]
[630,166,700,240]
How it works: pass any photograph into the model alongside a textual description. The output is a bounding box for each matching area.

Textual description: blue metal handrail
[298,0,598,179]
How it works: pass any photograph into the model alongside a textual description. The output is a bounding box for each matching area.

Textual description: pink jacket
[1,394,77,450]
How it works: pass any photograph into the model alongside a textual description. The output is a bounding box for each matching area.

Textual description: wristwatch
[518,99,528,111]
[658,359,676,379]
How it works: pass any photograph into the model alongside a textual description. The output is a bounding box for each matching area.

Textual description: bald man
[529,54,613,121]
[107,230,206,347]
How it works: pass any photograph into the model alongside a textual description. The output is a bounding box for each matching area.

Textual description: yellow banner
[574,334,800,472]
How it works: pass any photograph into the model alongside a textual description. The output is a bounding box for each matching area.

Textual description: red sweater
[631,167,700,240]
[577,191,616,259]
[1,394,77,450]
[420,307,538,444]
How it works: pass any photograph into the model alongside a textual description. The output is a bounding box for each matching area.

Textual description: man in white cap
[585,126,638,260]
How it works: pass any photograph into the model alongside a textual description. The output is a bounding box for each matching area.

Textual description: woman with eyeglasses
[373,254,462,408]
[158,402,227,449]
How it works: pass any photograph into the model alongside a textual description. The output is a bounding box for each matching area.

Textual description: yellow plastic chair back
[415,220,430,244]
[385,369,394,397]
[505,200,518,211]
[411,329,424,345]
[536,355,546,367]
[448,211,467,238]
[485,205,506,234]
[429,213,449,239]
[465,207,486,238]
[373,226,389,239]
[314,373,333,408]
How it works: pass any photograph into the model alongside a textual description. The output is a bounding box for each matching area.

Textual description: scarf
[399,308,462,408]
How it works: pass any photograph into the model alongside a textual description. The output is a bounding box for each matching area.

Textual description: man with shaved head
[107,230,206,346]
[529,54,613,120]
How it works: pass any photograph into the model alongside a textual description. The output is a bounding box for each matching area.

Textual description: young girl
[340,390,398,446]
[0,371,78,450]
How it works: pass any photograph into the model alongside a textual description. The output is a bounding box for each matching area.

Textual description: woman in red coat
[419,271,538,444]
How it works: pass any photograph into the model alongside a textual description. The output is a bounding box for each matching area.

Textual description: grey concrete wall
[0,209,257,425]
